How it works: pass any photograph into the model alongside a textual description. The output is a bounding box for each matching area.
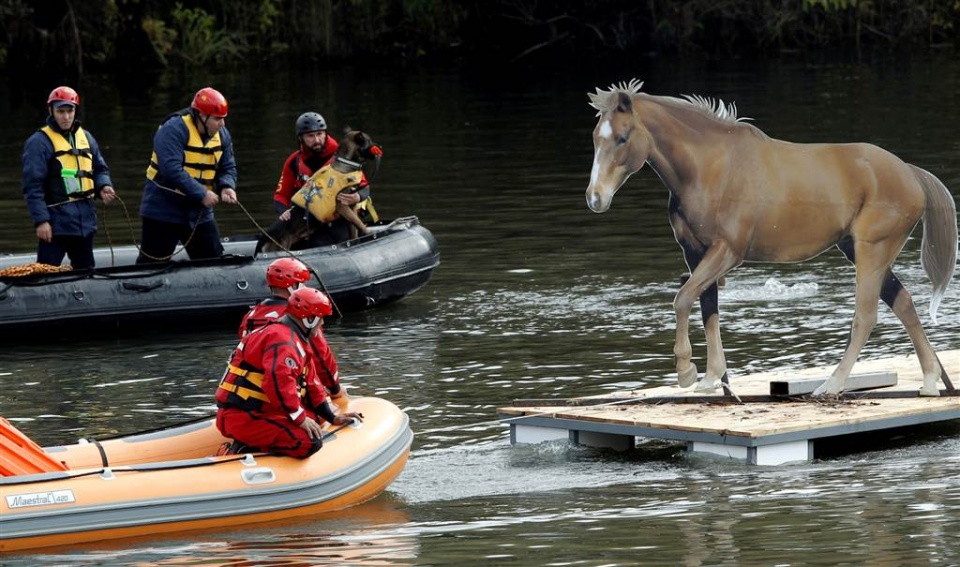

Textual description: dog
[257,130,382,253]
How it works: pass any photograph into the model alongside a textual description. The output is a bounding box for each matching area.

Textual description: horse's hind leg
[880,272,945,396]
[814,238,902,396]
[830,238,944,396]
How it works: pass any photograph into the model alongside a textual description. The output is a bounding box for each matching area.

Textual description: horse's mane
[588,79,752,125]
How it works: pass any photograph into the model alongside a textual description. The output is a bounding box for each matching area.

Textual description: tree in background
[1,0,958,84]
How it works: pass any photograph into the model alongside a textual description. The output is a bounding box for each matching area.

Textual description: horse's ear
[342,125,352,136]
[616,92,633,114]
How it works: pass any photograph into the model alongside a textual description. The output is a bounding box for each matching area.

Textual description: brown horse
[586,79,957,396]
[258,130,382,253]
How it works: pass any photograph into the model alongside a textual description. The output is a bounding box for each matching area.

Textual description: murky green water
[1,56,958,565]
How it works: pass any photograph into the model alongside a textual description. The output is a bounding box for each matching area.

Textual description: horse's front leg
[673,240,741,390]
[674,235,704,388]
[672,284,698,388]
[697,280,726,391]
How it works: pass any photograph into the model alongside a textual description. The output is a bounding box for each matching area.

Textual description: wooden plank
[769,371,897,396]
[501,395,960,438]
[499,350,960,445]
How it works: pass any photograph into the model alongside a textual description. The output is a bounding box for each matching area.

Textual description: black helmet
[295,112,326,136]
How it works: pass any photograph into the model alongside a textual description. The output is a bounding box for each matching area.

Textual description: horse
[585,79,958,397]
[257,130,383,254]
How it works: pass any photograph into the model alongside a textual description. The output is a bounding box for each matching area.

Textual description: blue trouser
[136,217,224,264]
[37,234,95,270]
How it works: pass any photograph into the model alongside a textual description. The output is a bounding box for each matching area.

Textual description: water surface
[1,56,958,565]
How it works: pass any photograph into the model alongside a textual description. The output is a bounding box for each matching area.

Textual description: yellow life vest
[146,114,223,192]
[218,358,311,409]
[356,196,379,224]
[290,165,364,223]
[40,125,95,201]
[218,363,270,404]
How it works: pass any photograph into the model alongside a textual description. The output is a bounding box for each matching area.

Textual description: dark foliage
[1,0,957,82]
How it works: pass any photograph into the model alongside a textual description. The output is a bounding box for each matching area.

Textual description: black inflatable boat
[0,217,439,338]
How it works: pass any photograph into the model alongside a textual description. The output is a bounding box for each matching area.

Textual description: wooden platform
[498,349,960,465]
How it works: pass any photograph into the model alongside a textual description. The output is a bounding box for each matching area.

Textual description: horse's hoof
[694,379,721,393]
[920,374,942,397]
[812,379,843,397]
[919,385,941,397]
[677,365,699,388]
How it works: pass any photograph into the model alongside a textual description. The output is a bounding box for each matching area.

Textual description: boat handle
[237,280,249,290]
[121,281,164,293]
[241,467,276,485]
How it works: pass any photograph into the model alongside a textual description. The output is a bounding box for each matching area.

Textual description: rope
[320,418,358,440]
[99,189,345,318]
[98,199,116,267]
[234,198,345,320]
[103,193,199,264]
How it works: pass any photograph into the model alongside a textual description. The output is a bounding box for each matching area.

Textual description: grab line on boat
[0,453,267,487]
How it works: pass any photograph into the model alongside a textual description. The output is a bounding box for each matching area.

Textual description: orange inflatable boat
[0,397,412,552]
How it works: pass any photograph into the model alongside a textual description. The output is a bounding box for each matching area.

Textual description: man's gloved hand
[332,412,363,426]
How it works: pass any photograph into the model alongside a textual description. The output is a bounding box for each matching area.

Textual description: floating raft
[498,349,960,465]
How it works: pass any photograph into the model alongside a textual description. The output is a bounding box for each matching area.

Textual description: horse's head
[586,80,650,213]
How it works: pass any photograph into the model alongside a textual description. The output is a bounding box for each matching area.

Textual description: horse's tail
[910,164,958,324]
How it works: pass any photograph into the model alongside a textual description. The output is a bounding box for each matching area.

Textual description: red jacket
[238,297,341,393]
[216,319,327,425]
[273,137,339,210]
[272,137,371,213]
[238,297,287,338]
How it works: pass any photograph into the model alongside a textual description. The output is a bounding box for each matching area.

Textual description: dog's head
[338,128,383,162]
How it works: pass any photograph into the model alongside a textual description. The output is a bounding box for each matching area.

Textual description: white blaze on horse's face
[586,95,645,214]
[589,120,613,188]
[587,117,617,213]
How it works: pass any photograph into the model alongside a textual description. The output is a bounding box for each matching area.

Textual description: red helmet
[287,288,333,328]
[48,86,79,107]
[191,87,228,117]
[265,257,310,289]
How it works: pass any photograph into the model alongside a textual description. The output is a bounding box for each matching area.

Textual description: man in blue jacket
[22,86,117,269]
[136,87,238,263]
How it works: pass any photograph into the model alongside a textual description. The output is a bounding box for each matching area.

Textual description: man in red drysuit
[216,287,361,458]
[237,256,349,409]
